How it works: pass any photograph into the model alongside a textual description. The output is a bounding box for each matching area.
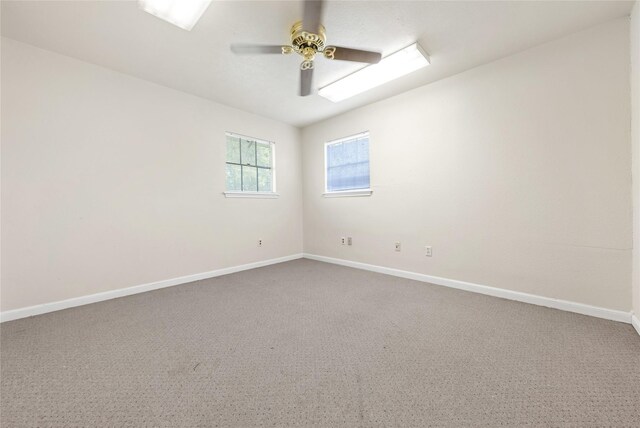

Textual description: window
[324,132,372,197]
[225,133,277,198]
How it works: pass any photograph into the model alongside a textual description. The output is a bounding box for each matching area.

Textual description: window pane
[256,142,272,167]
[328,164,364,191]
[226,163,242,191]
[226,136,240,163]
[326,135,370,192]
[356,138,369,162]
[357,161,370,188]
[242,165,258,191]
[328,142,344,166]
[241,139,256,166]
[327,166,339,191]
[258,168,272,192]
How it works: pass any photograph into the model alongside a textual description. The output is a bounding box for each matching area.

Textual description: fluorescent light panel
[139,0,212,31]
[319,43,430,103]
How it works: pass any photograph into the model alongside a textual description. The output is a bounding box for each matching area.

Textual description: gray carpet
[1,259,639,427]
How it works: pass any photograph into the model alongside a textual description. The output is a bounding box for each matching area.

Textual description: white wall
[302,19,632,311]
[1,38,303,312]
[2,16,635,316]
[632,2,640,318]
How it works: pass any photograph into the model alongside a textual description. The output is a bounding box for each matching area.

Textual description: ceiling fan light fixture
[139,0,212,31]
[318,42,430,103]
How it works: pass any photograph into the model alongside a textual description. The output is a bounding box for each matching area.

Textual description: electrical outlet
[347,237,353,246]
[395,242,401,252]
[341,237,346,245]
[258,239,263,247]
[425,246,432,257]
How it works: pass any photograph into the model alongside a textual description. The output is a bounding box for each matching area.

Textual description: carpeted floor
[1,259,639,427]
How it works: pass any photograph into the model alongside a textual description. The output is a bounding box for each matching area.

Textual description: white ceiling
[1,0,634,127]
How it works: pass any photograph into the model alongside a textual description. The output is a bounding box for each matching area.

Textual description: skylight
[139,0,212,31]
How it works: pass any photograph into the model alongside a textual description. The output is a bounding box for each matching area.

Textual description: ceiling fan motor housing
[289,21,326,61]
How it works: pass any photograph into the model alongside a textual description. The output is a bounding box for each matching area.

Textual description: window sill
[223,191,280,199]
[323,189,373,198]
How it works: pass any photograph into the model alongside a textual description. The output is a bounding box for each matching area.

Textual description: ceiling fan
[230,0,382,97]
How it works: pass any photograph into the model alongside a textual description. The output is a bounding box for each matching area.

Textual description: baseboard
[4,252,633,327]
[303,253,632,324]
[632,314,640,336]
[0,253,304,323]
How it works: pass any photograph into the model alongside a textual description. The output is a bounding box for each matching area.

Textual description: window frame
[223,132,278,198]
[323,131,373,197]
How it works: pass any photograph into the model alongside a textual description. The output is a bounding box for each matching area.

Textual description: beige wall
[632,2,640,317]
[302,19,632,311]
[1,38,303,312]
[2,17,635,315]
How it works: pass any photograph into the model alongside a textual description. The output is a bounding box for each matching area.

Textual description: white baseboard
[3,252,634,328]
[0,254,303,323]
[303,253,632,324]
[632,314,640,336]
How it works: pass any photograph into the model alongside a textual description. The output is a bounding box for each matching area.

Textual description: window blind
[326,133,370,192]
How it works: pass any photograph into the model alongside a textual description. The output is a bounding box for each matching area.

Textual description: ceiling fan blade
[302,0,324,34]
[230,44,289,55]
[300,67,314,97]
[324,46,382,64]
